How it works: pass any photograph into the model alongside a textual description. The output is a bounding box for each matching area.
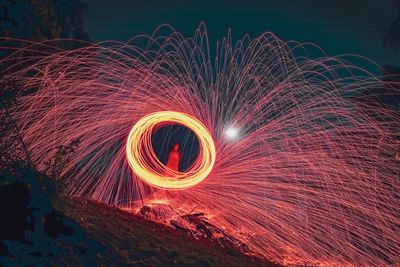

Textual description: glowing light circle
[126,111,216,189]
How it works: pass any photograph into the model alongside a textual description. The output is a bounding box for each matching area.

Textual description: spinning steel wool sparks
[1,24,400,266]
[126,111,216,189]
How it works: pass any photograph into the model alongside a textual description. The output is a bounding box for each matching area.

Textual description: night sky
[82,0,400,67]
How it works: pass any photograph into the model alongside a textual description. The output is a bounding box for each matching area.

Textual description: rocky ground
[0,174,279,266]
[54,197,278,267]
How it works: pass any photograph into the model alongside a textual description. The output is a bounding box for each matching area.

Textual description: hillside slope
[56,197,278,267]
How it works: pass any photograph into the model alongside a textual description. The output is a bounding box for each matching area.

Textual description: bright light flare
[225,127,239,139]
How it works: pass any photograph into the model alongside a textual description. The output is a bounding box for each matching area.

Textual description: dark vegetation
[385,1,400,53]
[0,0,89,41]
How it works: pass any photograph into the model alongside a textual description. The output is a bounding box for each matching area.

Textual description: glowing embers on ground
[126,111,216,189]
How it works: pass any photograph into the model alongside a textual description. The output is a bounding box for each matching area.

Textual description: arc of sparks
[126,111,216,189]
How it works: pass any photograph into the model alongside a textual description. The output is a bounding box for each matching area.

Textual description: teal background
[83,0,400,67]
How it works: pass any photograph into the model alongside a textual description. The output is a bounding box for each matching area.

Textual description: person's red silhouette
[166,143,180,172]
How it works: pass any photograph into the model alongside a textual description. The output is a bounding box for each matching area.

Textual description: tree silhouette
[0,79,33,175]
[0,0,90,42]
[384,1,400,52]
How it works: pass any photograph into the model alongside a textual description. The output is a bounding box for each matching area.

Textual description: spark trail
[1,24,400,266]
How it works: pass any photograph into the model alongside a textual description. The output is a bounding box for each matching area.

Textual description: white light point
[225,127,239,139]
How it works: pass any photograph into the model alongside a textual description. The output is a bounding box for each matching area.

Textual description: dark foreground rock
[54,197,279,267]
[0,173,279,266]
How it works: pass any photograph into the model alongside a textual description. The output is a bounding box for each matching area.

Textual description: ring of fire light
[126,111,216,189]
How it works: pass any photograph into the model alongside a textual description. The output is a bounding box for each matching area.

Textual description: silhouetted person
[166,143,180,172]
